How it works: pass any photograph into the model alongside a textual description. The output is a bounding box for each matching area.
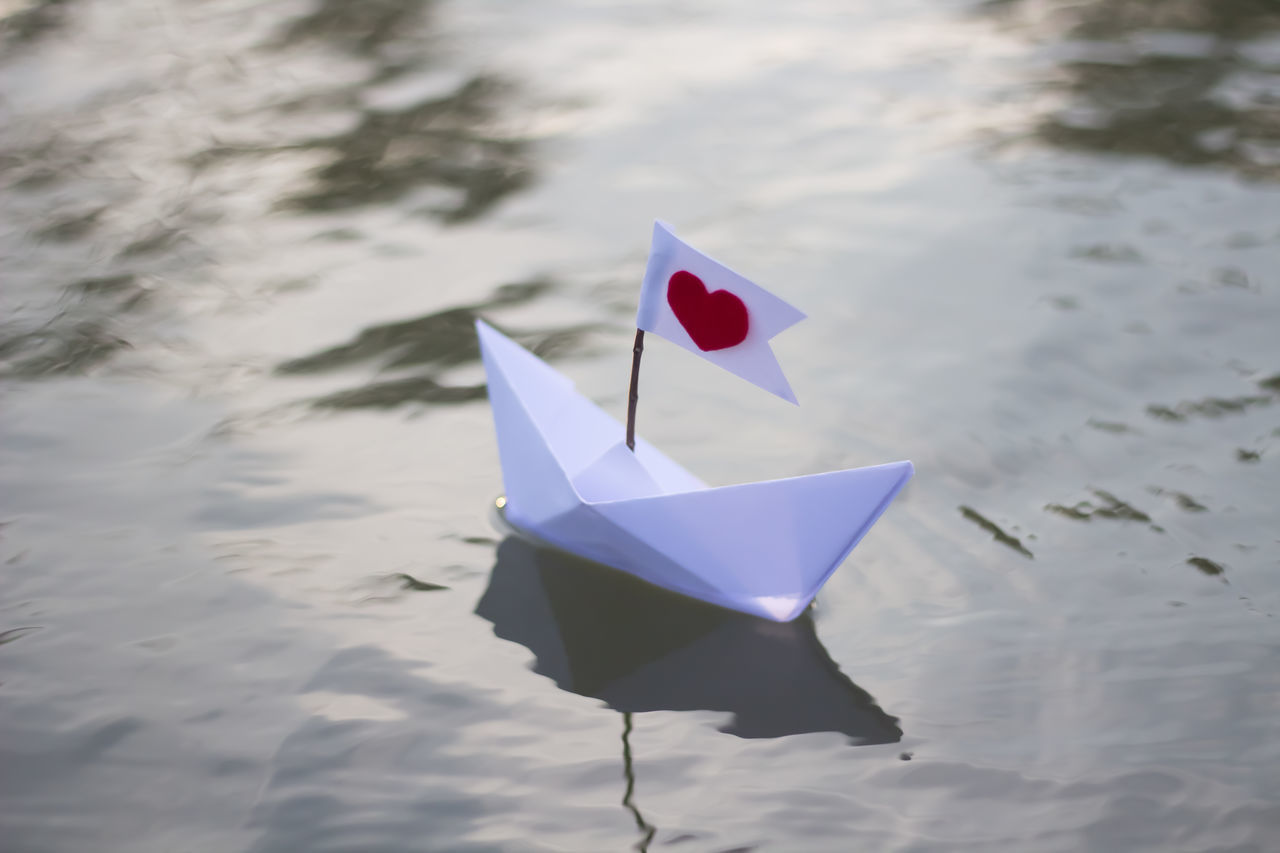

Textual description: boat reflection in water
[476,533,902,743]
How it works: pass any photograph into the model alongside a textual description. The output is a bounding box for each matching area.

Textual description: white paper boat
[476,320,913,622]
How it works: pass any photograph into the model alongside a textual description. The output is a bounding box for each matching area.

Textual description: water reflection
[278,280,550,375]
[273,0,433,59]
[0,0,73,47]
[0,319,131,379]
[476,537,903,743]
[986,0,1280,179]
[0,274,150,380]
[959,505,1035,558]
[181,0,534,222]
[1146,389,1275,422]
[192,71,532,222]
[277,279,603,410]
[620,713,656,853]
[280,75,531,221]
[1045,488,1155,524]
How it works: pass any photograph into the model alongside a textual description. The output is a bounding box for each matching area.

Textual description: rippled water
[2,0,1279,850]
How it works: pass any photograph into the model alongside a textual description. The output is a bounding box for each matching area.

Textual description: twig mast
[625,329,645,451]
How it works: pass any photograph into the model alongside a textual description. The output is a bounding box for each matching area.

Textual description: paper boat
[476,320,913,622]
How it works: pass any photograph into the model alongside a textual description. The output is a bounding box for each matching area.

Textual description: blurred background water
[1,0,1278,850]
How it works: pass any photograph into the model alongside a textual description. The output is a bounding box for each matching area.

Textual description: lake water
[2,0,1279,850]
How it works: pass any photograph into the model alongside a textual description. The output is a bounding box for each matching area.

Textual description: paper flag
[476,319,913,622]
[636,221,806,403]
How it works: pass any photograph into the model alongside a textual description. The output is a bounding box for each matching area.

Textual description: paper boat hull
[476,320,913,622]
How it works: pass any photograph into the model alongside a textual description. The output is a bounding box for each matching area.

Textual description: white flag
[636,221,806,403]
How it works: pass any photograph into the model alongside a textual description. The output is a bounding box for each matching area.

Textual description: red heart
[666,270,749,351]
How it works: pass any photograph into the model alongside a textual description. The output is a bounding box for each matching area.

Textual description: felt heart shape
[666,270,749,351]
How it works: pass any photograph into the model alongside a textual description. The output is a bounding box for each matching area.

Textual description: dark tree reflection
[273,0,433,59]
[0,0,75,47]
[985,0,1280,179]
[194,0,537,222]
[276,279,605,411]
[280,76,532,222]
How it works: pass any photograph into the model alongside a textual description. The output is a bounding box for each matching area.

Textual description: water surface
[2,0,1279,850]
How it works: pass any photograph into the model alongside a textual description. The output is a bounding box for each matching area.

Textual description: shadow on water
[276,279,604,410]
[476,536,903,744]
[984,0,1280,179]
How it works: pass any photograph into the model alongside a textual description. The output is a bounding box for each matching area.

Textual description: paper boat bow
[476,320,913,621]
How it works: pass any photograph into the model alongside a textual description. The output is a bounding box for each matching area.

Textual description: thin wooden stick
[625,329,645,452]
